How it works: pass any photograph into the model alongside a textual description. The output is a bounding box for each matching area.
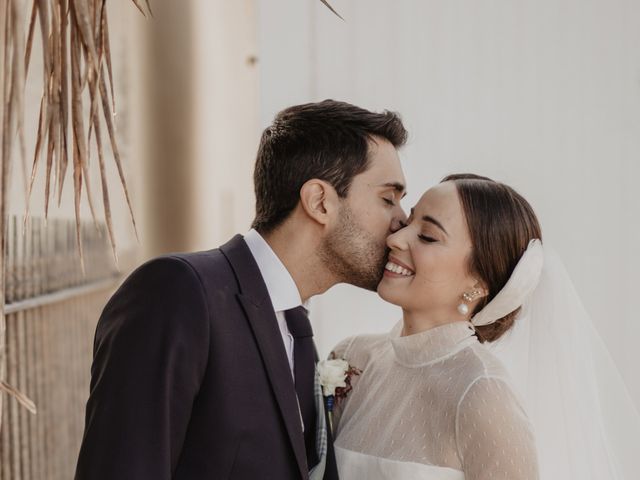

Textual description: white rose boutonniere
[317,358,362,431]
[318,359,349,396]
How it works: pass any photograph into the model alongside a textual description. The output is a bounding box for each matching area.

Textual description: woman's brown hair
[441,174,542,343]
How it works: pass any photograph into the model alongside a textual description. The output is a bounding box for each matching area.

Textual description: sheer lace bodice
[331,321,539,480]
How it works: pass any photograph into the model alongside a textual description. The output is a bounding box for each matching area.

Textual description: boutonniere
[317,358,362,431]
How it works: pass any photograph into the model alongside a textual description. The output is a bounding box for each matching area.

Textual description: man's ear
[299,179,339,226]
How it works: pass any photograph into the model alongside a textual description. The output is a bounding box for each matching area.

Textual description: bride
[329,173,640,479]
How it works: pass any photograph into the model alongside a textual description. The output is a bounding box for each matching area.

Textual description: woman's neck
[401,308,466,336]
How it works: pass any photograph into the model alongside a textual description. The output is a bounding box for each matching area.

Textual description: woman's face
[377,181,485,319]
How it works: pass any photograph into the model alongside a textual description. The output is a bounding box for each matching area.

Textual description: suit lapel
[220,235,308,479]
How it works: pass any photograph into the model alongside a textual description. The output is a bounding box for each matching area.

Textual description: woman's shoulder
[453,343,526,412]
[329,330,390,363]
[456,341,512,380]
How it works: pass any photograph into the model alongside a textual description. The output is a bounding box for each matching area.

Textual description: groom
[74,100,408,480]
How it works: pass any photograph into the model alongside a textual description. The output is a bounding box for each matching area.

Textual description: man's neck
[261,227,338,302]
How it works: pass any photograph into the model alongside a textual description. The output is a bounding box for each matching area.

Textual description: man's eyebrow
[379,182,407,198]
[410,208,448,235]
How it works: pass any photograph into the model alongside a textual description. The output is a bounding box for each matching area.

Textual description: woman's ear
[299,179,339,226]
[472,281,490,300]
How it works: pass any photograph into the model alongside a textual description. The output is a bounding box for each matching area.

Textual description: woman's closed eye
[418,234,437,243]
[383,197,396,207]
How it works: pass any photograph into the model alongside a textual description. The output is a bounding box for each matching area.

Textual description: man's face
[320,137,407,290]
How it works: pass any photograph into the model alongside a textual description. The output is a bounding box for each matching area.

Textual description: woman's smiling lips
[384,256,415,278]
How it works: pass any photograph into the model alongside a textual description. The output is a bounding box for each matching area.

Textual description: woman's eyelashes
[396,218,437,243]
[383,197,395,207]
[418,234,437,243]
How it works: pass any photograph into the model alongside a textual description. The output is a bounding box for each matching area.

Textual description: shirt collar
[244,229,302,312]
[390,320,478,367]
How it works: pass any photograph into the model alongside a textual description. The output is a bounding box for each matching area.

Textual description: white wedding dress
[331,321,539,480]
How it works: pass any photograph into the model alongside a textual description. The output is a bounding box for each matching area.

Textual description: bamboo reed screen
[0,216,135,480]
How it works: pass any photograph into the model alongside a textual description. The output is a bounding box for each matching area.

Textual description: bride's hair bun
[441,174,542,343]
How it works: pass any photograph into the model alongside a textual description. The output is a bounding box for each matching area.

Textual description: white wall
[133,0,259,259]
[257,0,640,407]
[191,0,261,250]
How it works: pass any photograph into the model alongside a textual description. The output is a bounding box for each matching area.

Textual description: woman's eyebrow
[410,208,448,235]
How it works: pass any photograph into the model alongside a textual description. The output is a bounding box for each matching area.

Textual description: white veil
[486,244,640,479]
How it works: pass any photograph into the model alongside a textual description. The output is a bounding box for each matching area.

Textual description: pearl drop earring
[458,290,482,316]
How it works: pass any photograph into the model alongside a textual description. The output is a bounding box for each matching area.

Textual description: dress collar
[244,229,302,312]
[390,321,478,367]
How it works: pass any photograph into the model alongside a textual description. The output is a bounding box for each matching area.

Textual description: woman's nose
[386,226,409,251]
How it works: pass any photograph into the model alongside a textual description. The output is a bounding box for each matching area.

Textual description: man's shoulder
[125,235,250,291]
[165,247,229,275]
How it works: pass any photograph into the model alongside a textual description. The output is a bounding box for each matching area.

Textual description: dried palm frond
[23,0,146,271]
[0,0,150,431]
[1,0,29,432]
[0,380,37,414]
[320,0,344,20]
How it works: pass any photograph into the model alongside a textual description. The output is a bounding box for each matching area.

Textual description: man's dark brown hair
[252,99,408,233]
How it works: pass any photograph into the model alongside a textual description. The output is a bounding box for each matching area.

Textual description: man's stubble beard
[318,204,389,291]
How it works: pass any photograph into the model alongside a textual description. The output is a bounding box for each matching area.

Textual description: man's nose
[390,208,408,233]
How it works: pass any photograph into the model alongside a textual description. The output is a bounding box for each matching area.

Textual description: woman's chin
[377,280,406,307]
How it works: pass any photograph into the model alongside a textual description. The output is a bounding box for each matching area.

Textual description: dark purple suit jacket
[75,235,339,480]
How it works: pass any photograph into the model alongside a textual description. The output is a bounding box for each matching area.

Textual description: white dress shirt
[244,229,302,378]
